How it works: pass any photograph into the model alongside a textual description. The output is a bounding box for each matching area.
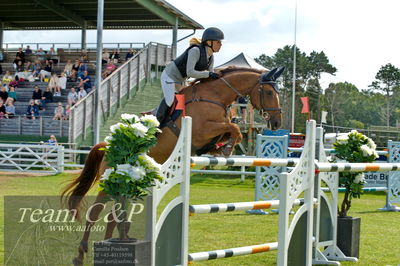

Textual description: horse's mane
[189,66,264,86]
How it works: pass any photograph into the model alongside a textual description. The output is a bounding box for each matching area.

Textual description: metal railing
[68,42,172,144]
[2,42,146,52]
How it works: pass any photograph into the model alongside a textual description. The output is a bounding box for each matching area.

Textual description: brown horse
[63,66,283,265]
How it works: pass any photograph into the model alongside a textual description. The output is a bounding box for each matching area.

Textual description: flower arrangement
[99,113,163,201]
[333,130,378,217]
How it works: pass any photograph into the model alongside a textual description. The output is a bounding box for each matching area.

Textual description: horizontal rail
[190,157,298,167]
[321,187,387,192]
[188,242,278,262]
[189,199,307,214]
[316,162,400,172]
[190,169,256,176]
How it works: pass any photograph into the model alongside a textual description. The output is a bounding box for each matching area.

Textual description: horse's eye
[266,91,273,96]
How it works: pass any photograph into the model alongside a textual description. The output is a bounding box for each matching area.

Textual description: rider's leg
[157,71,176,122]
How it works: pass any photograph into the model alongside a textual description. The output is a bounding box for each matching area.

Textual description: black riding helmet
[201,27,224,42]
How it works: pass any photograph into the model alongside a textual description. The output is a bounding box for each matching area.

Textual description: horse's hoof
[79,240,88,253]
[222,145,233,157]
[72,257,83,266]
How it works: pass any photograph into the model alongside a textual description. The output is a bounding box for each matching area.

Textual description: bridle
[220,76,282,120]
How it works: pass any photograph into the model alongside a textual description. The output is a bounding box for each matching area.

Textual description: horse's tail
[61,142,107,214]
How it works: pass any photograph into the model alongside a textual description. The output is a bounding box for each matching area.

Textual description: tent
[216,52,268,71]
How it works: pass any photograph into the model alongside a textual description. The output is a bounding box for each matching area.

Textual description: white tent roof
[216,52,268,71]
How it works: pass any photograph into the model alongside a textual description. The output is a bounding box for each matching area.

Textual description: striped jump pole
[190,157,298,167]
[316,162,400,172]
[321,187,387,192]
[188,242,278,262]
[189,199,309,214]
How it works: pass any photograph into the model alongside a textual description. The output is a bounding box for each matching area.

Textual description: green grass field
[1,172,399,266]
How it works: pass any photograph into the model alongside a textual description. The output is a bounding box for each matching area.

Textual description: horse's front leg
[195,121,242,156]
[73,191,107,266]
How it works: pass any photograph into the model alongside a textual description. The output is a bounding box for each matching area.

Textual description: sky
[4,0,400,90]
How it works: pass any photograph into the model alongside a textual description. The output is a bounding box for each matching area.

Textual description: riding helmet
[202,27,224,42]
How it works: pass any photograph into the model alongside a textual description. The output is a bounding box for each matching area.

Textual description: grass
[0,172,399,265]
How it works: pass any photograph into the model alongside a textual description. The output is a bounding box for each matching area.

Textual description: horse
[63,66,284,265]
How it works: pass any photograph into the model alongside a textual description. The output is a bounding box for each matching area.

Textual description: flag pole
[291,0,298,133]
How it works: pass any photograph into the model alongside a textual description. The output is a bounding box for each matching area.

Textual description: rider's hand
[208,72,219,79]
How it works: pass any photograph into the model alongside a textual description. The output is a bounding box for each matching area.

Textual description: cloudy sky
[5,0,400,90]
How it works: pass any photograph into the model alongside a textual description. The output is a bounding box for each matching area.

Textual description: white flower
[110,122,125,133]
[139,154,161,172]
[373,150,379,159]
[100,168,114,181]
[367,138,377,150]
[140,114,160,128]
[104,135,113,143]
[350,130,358,135]
[121,113,139,123]
[131,122,148,137]
[360,144,373,157]
[130,166,147,181]
[353,173,365,184]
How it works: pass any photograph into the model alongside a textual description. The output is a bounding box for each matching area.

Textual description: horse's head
[249,67,284,130]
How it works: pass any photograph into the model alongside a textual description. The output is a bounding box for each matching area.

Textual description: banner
[321,111,328,124]
[300,97,309,113]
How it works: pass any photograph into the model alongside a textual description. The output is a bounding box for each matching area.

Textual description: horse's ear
[261,67,278,82]
[272,67,285,81]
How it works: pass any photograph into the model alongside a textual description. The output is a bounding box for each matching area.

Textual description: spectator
[109,49,120,64]
[78,86,87,99]
[78,71,92,92]
[26,99,40,120]
[71,59,80,81]
[77,62,88,79]
[16,48,25,63]
[13,56,23,70]
[0,63,3,76]
[47,135,58,145]
[125,48,136,61]
[32,86,42,101]
[25,45,33,55]
[80,49,89,63]
[31,60,42,80]
[0,86,8,102]
[102,62,117,79]
[64,60,73,78]
[48,47,58,64]
[0,99,5,119]
[7,86,17,102]
[2,70,13,87]
[36,48,46,62]
[0,48,4,62]
[39,60,52,82]
[48,73,59,94]
[15,61,25,80]
[5,99,15,119]
[53,102,64,120]
[41,87,53,110]
[57,72,67,96]
[67,87,78,106]
[64,104,71,120]
[102,48,110,64]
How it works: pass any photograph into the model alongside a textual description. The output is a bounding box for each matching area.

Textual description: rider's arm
[186,47,210,79]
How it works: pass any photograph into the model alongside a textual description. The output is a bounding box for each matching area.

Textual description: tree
[369,63,400,127]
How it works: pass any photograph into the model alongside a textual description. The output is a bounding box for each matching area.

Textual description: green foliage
[333,130,378,216]
[99,114,163,202]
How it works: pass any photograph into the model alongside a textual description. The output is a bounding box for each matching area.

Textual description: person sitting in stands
[102,48,110,64]
[16,48,25,63]
[78,71,92,92]
[102,62,117,79]
[35,48,46,62]
[109,49,120,64]
[5,99,15,119]
[26,99,40,120]
[80,49,89,63]
[71,59,80,81]
[67,87,78,106]
[78,86,87,100]
[64,60,73,79]
[39,60,52,82]
[0,86,8,103]
[77,62,88,80]
[48,73,59,94]
[7,86,17,102]
[32,86,42,102]
[31,60,42,80]
[41,87,53,111]
[2,71,13,89]
[57,72,67,96]
[125,48,136,61]
[53,102,64,120]
[64,104,71,120]
[0,48,4,63]
[25,60,34,75]
[25,46,33,55]
[13,56,23,71]
[0,99,5,119]
[15,61,25,80]
[47,135,58,145]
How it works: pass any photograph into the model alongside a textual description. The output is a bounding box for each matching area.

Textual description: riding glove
[209,72,219,79]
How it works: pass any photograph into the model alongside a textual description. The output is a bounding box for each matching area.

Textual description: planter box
[337,216,361,258]
[94,239,150,266]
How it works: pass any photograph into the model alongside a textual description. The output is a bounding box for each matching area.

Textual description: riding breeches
[161,71,182,106]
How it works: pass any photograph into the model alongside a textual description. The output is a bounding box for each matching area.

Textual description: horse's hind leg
[73,191,107,266]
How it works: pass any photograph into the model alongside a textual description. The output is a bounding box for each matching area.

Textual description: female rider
[156,27,224,122]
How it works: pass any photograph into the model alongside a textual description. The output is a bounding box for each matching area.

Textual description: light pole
[291,0,298,133]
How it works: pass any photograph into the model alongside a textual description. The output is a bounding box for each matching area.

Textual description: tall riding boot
[156,98,170,123]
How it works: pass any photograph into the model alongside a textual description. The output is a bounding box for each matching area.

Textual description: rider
[156,27,224,122]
